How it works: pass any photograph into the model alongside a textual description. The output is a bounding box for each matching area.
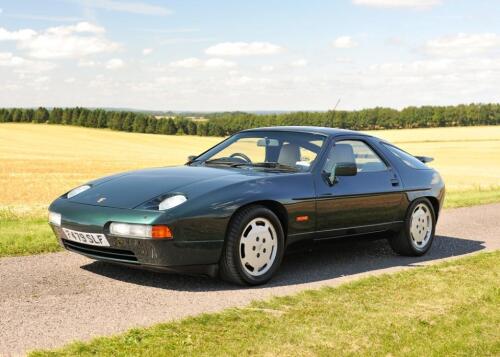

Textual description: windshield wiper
[204,158,241,166]
[231,162,299,172]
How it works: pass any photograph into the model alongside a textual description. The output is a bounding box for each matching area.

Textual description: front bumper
[52,224,222,276]
[48,199,224,275]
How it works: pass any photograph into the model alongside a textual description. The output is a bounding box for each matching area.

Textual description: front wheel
[389,198,436,256]
[219,206,285,286]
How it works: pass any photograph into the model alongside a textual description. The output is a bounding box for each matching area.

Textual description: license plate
[62,228,110,247]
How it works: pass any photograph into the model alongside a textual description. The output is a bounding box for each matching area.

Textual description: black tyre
[219,205,285,286]
[389,198,436,256]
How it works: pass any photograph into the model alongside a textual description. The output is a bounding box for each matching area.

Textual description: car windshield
[190,131,327,172]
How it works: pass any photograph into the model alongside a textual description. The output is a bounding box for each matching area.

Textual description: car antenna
[332,98,341,111]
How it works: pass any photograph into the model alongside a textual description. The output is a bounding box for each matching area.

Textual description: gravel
[1,203,499,356]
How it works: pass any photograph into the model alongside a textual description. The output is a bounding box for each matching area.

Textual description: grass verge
[30,251,500,356]
[445,186,500,208]
[0,215,59,257]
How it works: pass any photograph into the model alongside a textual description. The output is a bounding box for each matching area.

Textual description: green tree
[34,107,49,123]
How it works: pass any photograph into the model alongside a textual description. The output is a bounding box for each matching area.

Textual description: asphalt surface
[1,203,499,356]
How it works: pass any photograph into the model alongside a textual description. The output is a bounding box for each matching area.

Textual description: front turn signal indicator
[152,225,173,239]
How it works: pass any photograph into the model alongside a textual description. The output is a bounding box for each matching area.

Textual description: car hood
[67,165,269,209]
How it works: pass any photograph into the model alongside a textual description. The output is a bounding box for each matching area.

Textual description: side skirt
[287,221,403,245]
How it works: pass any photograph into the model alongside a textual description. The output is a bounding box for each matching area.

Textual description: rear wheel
[389,198,436,256]
[219,206,285,286]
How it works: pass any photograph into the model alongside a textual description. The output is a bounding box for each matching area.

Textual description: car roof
[240,126,370,138]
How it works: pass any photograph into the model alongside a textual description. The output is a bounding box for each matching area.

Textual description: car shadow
[81,234,486,292]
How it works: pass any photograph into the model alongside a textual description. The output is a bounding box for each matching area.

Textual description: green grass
[0,187,499,258]
[0,209,60,257]
[0,216,60,257]
[30,251,500,356]
[445,186,500,208]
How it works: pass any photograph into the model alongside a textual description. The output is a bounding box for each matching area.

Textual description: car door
[314,136,405,239]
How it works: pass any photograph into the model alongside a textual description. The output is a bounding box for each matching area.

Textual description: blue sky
[0,0,499,111]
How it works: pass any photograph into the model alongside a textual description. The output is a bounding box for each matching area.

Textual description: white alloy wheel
[409,203,433,250]
[239,217,278,277]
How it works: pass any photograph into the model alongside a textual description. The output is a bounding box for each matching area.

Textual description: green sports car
[49,126,445,285]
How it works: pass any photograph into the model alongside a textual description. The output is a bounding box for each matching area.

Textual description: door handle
[391,178,400,187]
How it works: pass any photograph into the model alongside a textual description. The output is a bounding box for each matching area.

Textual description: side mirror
[323,162,357,186]
[335,162,357,177]
[187,155,197,164]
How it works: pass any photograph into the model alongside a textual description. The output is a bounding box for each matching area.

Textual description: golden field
[1,123,499,214]
[363,126,500,190]
[0,124,220,213]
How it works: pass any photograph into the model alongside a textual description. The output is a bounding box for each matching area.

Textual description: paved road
[1,204,499,356]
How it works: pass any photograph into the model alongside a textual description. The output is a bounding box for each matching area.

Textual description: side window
[323,140,387,174]
[382,143,429,169]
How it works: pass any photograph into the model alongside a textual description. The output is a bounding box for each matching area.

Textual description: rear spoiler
[415,156,434,163]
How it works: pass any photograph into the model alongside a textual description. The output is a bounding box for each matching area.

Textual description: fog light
[48,211,61,226]
[109,222,173,239]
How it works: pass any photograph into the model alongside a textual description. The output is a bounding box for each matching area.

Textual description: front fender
[157,173,316,244]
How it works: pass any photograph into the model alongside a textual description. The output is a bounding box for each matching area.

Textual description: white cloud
[169,57,203,68]
[337,56,500,108]
[64,77,76,83]
[335,56,354,63]
[204,58,237,68]
[205,42,285,56]
[333,36,358,49]
[0,52,55,72]
[75,22,105,33]
[43,22,105,36]
[226,75,254,86]
[369,59,454,75]
[27,22,119,59]
[0,22,120,59]
[0,52,28,66]
[352,0,441,9]
[106,58,125,69]
[33,76,50,83]
[260,65,274,72]
[290,59,308,67]
[0,28,36,41]
[425,33,500,57]
[78,59,97,67]
[142,48,153,55]
[81,0,171,16]
[170,57,236,69]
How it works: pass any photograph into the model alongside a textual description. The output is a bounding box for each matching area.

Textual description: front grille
[62,239,138,263]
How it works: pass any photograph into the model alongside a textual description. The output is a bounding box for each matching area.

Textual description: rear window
[382,143,429,169]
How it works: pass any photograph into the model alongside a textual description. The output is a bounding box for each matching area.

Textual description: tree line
[0,104,498,137]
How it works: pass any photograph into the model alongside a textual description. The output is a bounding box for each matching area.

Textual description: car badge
[97,197,107,203]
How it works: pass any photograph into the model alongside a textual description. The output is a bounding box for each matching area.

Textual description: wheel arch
[405,191,441,220]
[226,200,289,239]
[424,196,440,219]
